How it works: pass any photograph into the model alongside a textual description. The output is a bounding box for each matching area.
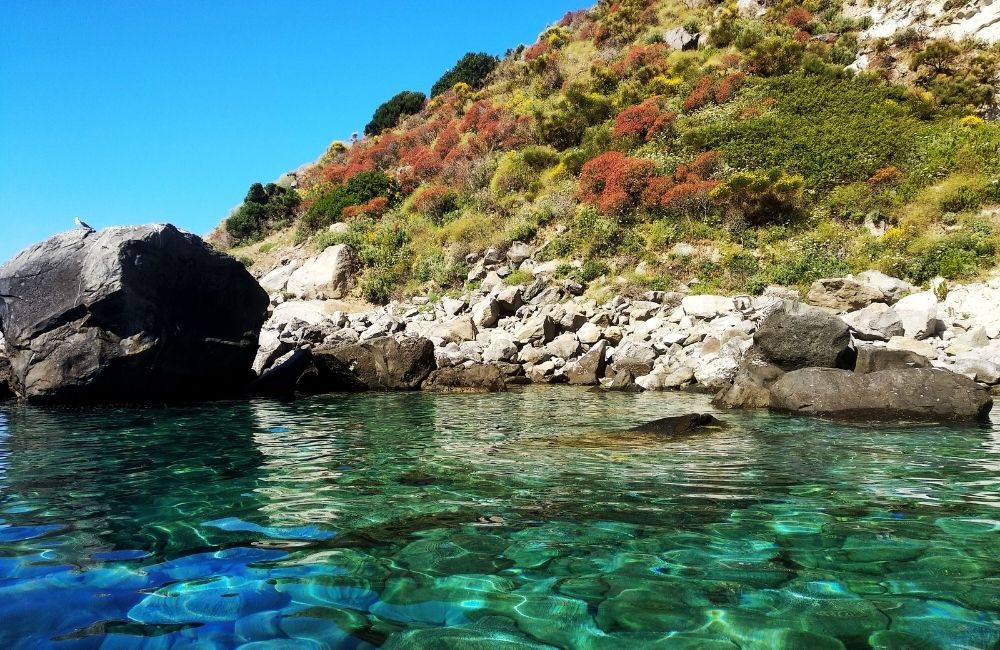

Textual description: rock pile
[252,242,999,421]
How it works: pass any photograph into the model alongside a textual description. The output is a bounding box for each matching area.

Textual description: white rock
[942,283,1000,339]
[507,241,532,266]
[545,333,580,360]
[950,356,1000,384]
[577,322,602,345]
[855,270,912,303]
[893,291,939,340]
[441,297,466,316]
[259,260,300,294]
[285,245,356,299]
[681,295,735,319]
[886,335,939,360]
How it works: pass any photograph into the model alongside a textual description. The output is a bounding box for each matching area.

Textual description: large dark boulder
[0,225,269,403]
[769,367,993,421]
[298,336,435,393]
[754,308,853,370]
[422,365,506,393]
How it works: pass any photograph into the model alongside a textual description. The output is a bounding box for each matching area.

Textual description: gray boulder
[769,367,993,421]
[626,414,725,435]
[841,303,904,341]
[0,225,268,403]
[299,336,435,392]
[712,350,785,409]
[754,308,853,370]
[566,340,607,386]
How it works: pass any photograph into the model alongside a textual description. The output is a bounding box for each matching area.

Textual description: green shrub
[364,90,426,136]
[431,52,499,97]
[224,182,300,244]
[301,172,400,232]
[690,73,923,188]
[360,268,399,304]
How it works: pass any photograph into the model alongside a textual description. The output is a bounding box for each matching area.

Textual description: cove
[0,387,998,648]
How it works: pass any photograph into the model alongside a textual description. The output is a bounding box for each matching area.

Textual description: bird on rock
[74,216,95,232]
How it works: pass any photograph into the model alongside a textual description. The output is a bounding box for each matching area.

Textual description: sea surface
[0,387,998,649]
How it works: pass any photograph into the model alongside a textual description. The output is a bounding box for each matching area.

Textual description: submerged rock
[0,225,268,403]
[769,367,993,421]
[625,414,725,435]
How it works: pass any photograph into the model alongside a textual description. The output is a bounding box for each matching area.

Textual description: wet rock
[626,414,725,435]
[0,225,269,403]
[0,353,12,401]
[854,346,930,374]
[302,336,435,392]
[807,277,885,311]
[250,348,313,397]
[841,302,904,342]
[769,367,993,421]
[566,340,607,386]
[422,365,506,393]
[754,308,853,370]
[605,369,641,392]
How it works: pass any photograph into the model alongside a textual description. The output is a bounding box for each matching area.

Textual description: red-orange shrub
[683,76,714,112]
[341,196,388,220]
[578,151,655,215]
[613,99,676,141]
[714,73,745,103]
[785,7,813,29]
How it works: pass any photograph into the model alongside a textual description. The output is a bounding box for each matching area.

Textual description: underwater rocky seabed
[0,387,998,649]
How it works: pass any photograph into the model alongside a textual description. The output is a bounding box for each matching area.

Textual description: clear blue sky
[0,0,581,262]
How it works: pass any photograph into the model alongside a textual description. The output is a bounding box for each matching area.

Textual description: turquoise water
[1,388,998,649]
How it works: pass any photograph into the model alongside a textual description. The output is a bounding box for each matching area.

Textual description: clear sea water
[0,387,998,649]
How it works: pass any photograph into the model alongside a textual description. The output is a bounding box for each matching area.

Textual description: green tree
[364,91,426,136]
[431,52,499,97]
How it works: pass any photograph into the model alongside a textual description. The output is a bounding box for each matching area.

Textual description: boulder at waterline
[249,348,313,397]
[297,336,435,393]
[0,225,269,403]
[625,414,726,435]
[566,340,607,386]
[754,308,854,370]
[712,350,785,409]
[422,365,506,393]
[769,367,993,421]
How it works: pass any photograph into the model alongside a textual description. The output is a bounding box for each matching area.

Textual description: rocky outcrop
[0,225,269,403]
[298,337,435,393]
[769,367,993,422]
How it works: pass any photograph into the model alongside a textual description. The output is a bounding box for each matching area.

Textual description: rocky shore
[254,241,998,420]
[0,227,995,422]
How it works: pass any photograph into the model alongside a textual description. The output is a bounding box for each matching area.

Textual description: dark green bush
[365,91,426,136]
[301,172,400,232]
[431,52,499,97]
[224,182,300,244]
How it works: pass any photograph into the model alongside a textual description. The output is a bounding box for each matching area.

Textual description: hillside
[213,0,1000,305]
